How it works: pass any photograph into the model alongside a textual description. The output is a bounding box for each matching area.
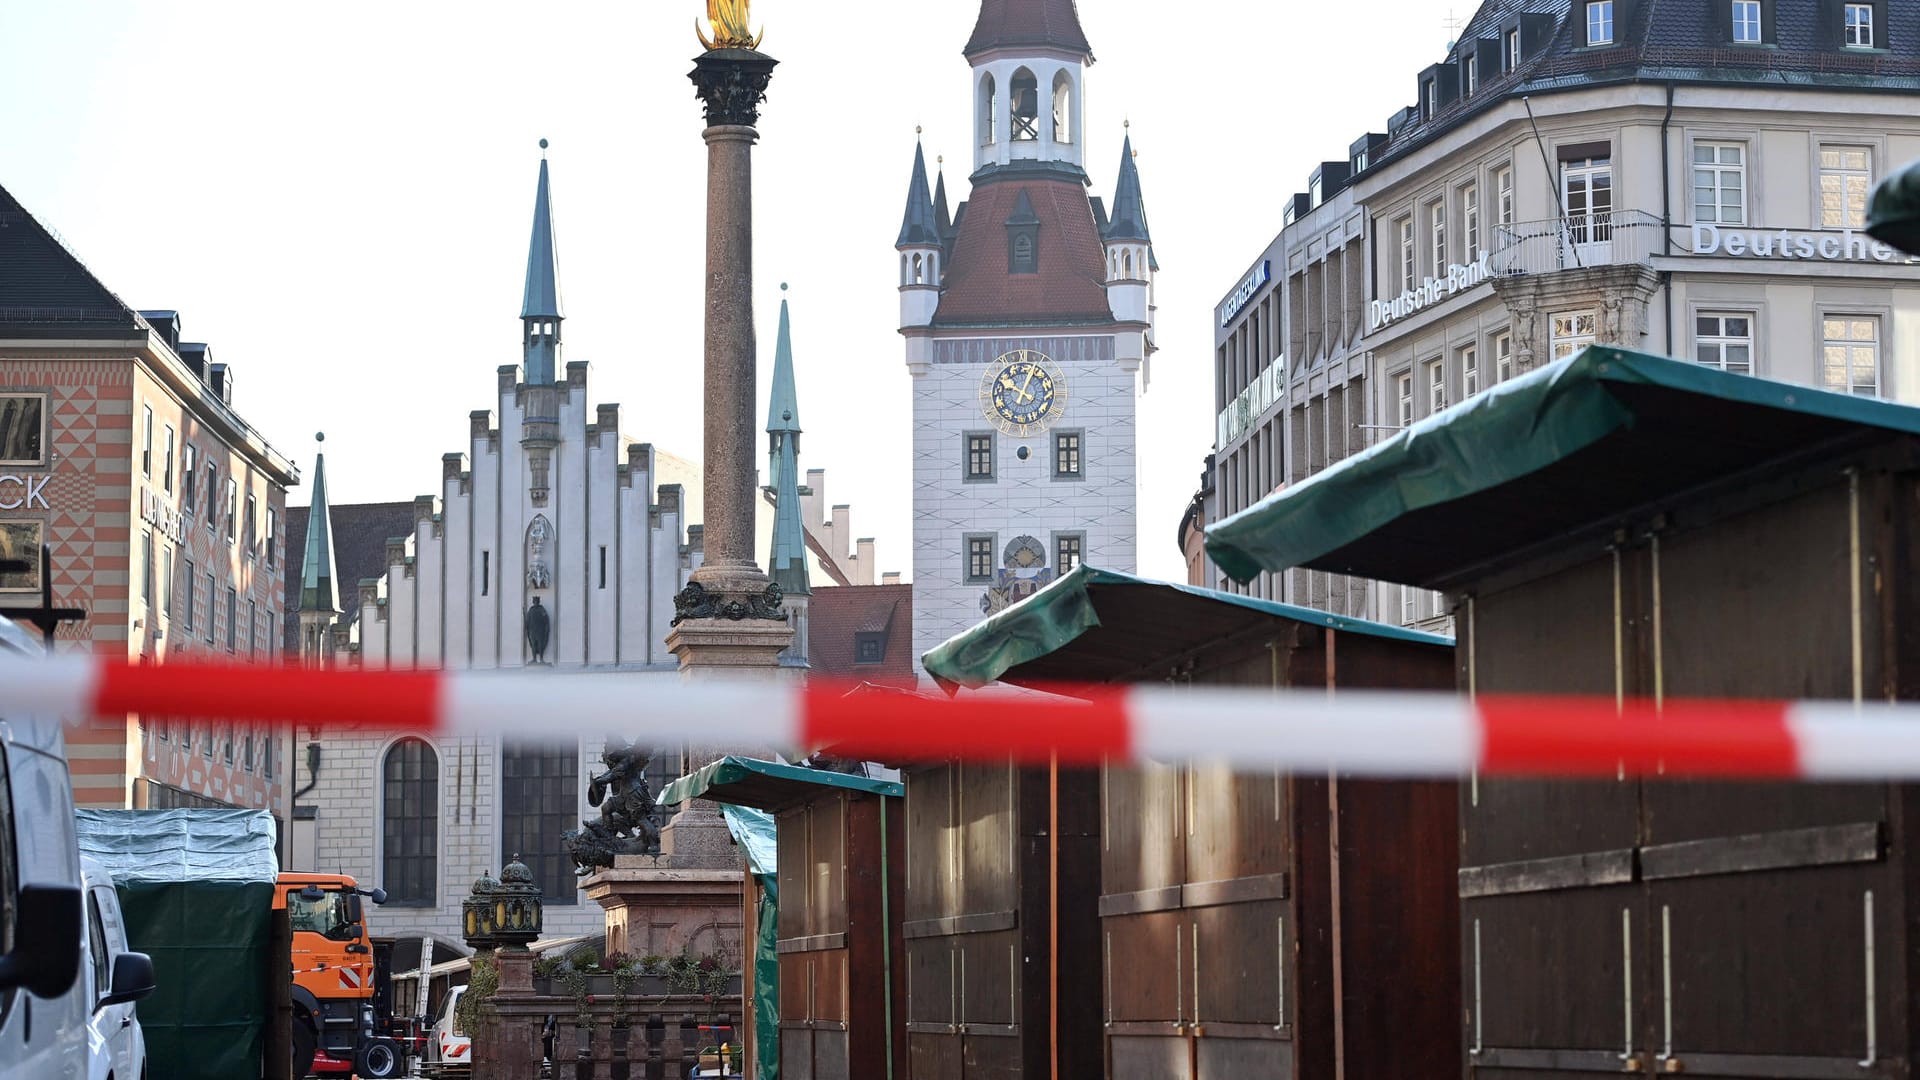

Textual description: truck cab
[275,873,401,1079]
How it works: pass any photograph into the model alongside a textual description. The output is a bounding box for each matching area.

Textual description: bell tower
[966,0,1091,173]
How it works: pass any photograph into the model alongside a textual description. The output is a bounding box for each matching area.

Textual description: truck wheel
[290,1016,317,1078]
[356,1037,404,1079]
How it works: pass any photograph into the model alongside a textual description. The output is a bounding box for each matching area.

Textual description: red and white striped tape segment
[8,655,1920,779]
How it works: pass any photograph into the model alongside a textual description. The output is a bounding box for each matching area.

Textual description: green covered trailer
[76,808,280,1080]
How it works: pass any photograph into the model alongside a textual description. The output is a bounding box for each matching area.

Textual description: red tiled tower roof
[933,178,1114,327]
[964,0,1093,60]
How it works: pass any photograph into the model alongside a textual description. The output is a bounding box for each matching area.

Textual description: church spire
[896,138,940,248]
[1104,133,1151,243]
[521,139,563,385]
[766,287,810,597]
[933,158,954,241]
[299,433,340,616]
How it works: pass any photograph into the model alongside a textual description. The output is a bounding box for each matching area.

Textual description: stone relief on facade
[979,535,1055,616]
[526,514,553,588]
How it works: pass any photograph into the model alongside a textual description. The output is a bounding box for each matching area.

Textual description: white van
[80,857,152,1080]
[0,617,88,1078]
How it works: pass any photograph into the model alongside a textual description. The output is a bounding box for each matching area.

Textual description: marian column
[668,1,795,678]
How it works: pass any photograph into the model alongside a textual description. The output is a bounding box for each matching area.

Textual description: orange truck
[276,872,405,1079]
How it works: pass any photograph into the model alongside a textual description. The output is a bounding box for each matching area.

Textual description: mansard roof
[0,182,141,337]
[964,0,1093,60]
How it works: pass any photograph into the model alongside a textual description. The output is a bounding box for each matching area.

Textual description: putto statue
[697,0,763,50]
[562,738,662,875]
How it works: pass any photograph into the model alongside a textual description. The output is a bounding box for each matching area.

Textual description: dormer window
[1586,1,1614,45]
[1731,0,1762,42]
[1012,233,1035,270]
[855,632,884,665]
[1423,79,1437,120]
[1464,55,1478,95]
[1845,3,1874,47]
[1506,28,1521,69]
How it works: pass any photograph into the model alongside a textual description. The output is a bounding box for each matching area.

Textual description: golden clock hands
[1017,369,1038,400]
[999,374,1033,403]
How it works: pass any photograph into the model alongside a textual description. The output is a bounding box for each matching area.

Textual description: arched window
[502,740,579,905]
[900,253,908,284]
[912,253,924,284]
[1010,68,1039,141]
[1123,250,1134,278]
[979,74,997,145]
[1052,71,1073,144]
[382,738,438,906]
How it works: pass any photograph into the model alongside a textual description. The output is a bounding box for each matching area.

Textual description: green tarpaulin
[76,809,278,1080]
[1205,346,1920,587]
[921,563,1450,690]
[721,803,779,1080]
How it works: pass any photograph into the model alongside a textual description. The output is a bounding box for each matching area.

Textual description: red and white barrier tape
[8,655,1920,779]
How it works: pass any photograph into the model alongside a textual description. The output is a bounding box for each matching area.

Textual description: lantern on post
[462,868,503,953]
[493,855,544,951]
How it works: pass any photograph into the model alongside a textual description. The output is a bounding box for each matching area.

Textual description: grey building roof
[1103,134,1151,244]
[0,182,142,335]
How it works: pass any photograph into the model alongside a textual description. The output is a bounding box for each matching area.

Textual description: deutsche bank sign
[1367,253,1493,333]
[1691,224,1917,264]
[1218,261,1272,328]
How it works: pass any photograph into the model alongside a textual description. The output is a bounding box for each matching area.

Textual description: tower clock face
[979,349,1066,437]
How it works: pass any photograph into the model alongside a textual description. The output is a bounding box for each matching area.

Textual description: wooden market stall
[661,756,906,1080]
[1207,345,1920,1078]
[922,565,1460,1079]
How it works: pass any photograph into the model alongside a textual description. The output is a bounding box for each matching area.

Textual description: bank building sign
[1367,253,1493,333]
[1691,224,1919,264]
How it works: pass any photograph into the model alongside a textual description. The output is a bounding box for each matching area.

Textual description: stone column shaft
[698,124,759,573]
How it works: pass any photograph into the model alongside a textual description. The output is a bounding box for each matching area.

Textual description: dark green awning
[1205,346,1920,589]
[921,564,1450,691]
[659,755,902,812]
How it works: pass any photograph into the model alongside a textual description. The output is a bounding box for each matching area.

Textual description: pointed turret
[521,139,564,385]
[766,288,810,600]
[933,161,954,241]
[898,137,944,329]
[1104,133,1151,244]
[300,435,340,616]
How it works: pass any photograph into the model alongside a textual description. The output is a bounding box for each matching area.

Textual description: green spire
[522,140,563,384]
[299,433,340,615]
[766,288,809,597]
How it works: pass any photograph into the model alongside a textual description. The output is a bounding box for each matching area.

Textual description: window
[243,730,254,772]
[1462,183,1481,262]
[854,633,884,664]
[141,530,154,609]
[0,522,39,594]
[964,434,995,481]
[1427,359,1447,415]
[1495,165,1515,228]
[1461,344,1481,397]
[1693,143,1747,224]
[481,551,490,596]
[1845,3,1874,47]
[225,478,237,543]
[1551,311,1599,361]
[1464,55,1478,96]
[1731,1,1762,43]
[1053,431,1082,479]
[1402,583,1418,625]
[86,893,107,1002]
[182,558,196,632]
[0,394,43,467]
[142,405,153,478]
[1823,315,1881,397]
[181,445,198,511]
[1051,71,1073,144]
[1507,28,1522,69]
[265,508,277,568]
[1010,67,1039,141]
[1819,147,1872,228]
[1587,1,1614,44]
[205,464,218,530]
[205,573,216,642]
[162,426,175,493]
[226,587,237,652]
[1562,155,1614,243]
[598,546,607,590]
[247,600,258,657]
[1695,312,1754,374]
[244,494,258,560]
[203,722,212,757]
[1423,80,1436,121]
[965,535,996,583]
[1011,231,1036,274]
[501,741,580,905]
[1428,199,1447,273]
[382,738,438,906]
[1397,217,1415,292]
[1055,533,1084,575]
[223,726,234,765]
[162,546,174,618]
[1396,372,1415,428]
[979,74,996,145]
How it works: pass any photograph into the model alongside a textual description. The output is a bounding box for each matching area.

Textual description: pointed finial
[315,431,325,443]
[916,125,923,139]
[780,282,789,291]
[539,138,549,154]
[1124,117,1130,129]
[937,154,944,167]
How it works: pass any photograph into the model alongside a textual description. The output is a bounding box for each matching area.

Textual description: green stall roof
[660,755,903,813]
[921,564,1451,692]
[1205,346,1920,590]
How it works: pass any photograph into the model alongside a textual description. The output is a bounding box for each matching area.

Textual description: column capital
[689,49,777,129]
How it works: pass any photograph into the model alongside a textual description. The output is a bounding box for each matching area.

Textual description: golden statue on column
[697,0,763,50]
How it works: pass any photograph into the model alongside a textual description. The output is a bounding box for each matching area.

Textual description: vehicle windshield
[286,888,356,940]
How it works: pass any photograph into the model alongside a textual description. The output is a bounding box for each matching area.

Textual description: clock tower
[901,0,1156,669]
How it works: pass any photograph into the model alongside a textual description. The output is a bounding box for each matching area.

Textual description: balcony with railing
[1488,210,1664,278]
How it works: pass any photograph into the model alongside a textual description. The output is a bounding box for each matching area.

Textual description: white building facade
[1208,0,1920,631]
[903,0,1156,666]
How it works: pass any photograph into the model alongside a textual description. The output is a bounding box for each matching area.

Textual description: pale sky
[0,0,1450,582]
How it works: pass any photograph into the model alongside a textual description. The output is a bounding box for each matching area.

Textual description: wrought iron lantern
[492,855,544,951]
[1867,158,1920,257]
[462,867,503,953]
